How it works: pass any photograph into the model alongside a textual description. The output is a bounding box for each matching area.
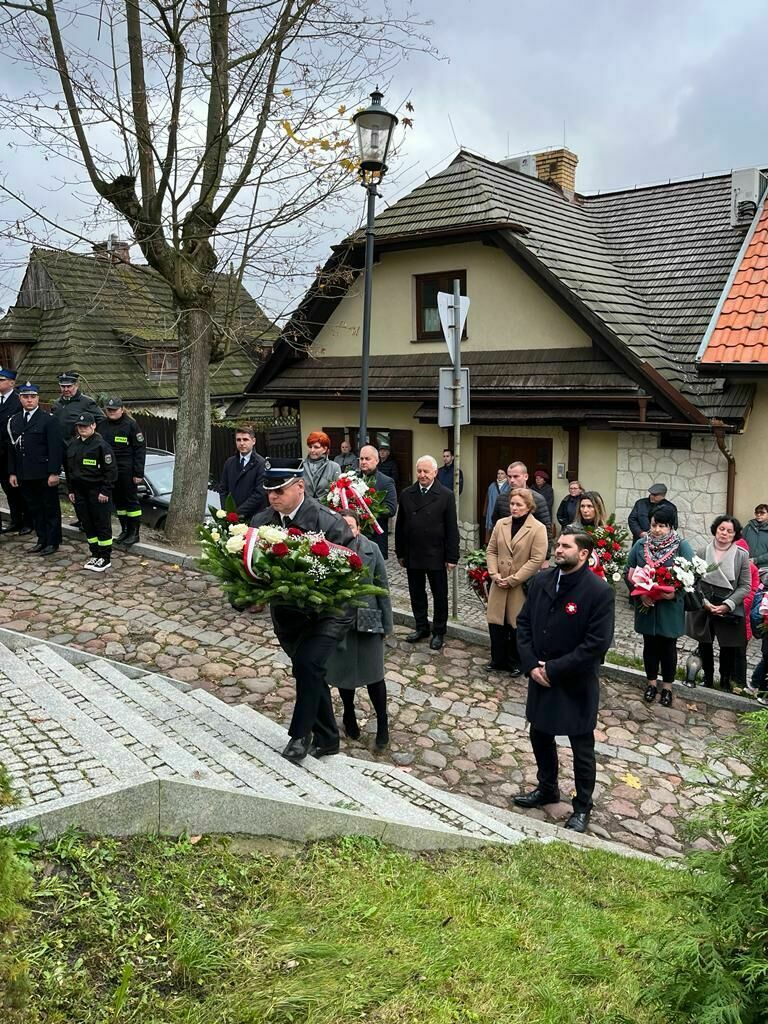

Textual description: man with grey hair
[395,454,459,650]
[492,461,552,530]
[358,444,397,559]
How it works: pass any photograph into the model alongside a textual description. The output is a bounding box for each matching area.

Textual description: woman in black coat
[556,480,583,531]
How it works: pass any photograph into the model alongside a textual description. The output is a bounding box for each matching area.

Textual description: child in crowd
[747,567,768,705]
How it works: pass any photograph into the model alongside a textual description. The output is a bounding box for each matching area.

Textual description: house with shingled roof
[0,245,278,417]
[242,148,766,544]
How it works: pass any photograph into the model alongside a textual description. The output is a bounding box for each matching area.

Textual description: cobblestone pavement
[0,533,749,858]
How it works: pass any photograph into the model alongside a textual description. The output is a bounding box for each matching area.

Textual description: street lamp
[352,88,398,447]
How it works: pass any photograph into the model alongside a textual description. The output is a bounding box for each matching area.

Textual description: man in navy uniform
[98,397,146,547]
[249,457,354,763]
[514,526,615,833]
[218,424,266,519]
[66,412,118,571]
[7,381,63,555]
[0,367,26,534]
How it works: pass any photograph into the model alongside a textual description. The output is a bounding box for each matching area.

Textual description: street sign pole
[451,277,462,619]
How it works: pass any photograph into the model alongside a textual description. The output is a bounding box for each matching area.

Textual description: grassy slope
[8,833,687,1024]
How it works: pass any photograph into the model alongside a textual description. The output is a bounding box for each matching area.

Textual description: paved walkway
[0,532,748,858]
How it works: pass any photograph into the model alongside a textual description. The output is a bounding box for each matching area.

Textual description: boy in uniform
[65,412,118,571]
[98,397,146,546]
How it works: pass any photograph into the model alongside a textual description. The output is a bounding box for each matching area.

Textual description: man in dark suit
[7,381,64,555]
[358,444,397,559]
[395,454,460,651]
[492,461,551,530]
[514,526,615,833]
[250,457,354,763]
[377,445,400,491]
[219,425,267,519]
[0,367,26,533]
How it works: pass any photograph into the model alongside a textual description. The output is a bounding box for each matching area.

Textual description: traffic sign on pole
[437,367,470,427]
[437,292,470,365]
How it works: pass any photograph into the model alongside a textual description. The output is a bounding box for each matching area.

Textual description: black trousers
[287,632,340,746]
[113,467,141,519]
[751,636,768,690]
[642,634,678,684]
[371,521,389,559]
[698,641,746,688]
[73,486,113,559]
[529,725,596,813]
[19,478,61,548]
[1,468,27,528]
[488,622,519,670]
[406,564,448,636]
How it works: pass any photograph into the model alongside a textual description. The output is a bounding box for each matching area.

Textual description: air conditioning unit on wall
[730,167,767,227]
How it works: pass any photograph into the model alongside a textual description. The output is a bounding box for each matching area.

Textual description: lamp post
[352,88,398,447]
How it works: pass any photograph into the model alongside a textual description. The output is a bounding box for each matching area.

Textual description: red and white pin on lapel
[565,601,578,615]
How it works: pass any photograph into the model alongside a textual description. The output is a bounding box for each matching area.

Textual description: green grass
[5,831,692,1024]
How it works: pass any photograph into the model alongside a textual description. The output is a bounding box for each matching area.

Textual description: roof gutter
[711,420,737,515]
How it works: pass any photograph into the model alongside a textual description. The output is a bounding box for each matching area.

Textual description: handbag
[356,607,384,633]
[683,589,704,612]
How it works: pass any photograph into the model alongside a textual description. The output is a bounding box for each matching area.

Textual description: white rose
[258,525,286,545]
[229,523,248,536]
[215,509,227,519]
[210,529,221,542]
[225,535,246,554]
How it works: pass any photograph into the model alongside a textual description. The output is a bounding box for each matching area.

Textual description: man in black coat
[219,425,267,519]
[514,526,614,833]
[492,461,551,531]
[358,444,397,559]
[0,368,26,533]
[50,370,105,440]
[628,483,678,540]
[395,454,460,651]
[377,445,400,491]
[7,381,64,555]
[250,458,354,763]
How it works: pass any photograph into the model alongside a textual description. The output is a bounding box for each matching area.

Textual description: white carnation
[225,535,246,554]
[257,525,286,545]
[612,572,622,582]
[215,509,227,519]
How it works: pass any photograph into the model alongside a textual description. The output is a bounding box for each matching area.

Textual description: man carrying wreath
[249,456,354,763]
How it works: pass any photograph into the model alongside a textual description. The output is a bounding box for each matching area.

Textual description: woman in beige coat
[486,487,549,675]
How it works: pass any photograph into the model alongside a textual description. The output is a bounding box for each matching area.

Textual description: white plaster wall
[615,432,728,548]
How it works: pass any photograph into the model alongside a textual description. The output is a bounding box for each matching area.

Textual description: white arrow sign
[437,291,470,366]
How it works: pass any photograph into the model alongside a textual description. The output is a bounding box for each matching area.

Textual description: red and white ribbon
[242,527,262,580]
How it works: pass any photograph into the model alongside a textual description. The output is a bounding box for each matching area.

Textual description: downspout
[711,420,735,515]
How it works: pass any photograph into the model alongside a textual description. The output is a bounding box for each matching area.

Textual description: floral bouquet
[324,472,388,537]
[198,513,386,612]
[671,554,711,612]
[465,548,490,606]
[584,516,629,584]
[628,563,677,604]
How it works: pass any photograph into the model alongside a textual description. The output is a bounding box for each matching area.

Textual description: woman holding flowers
[486,488,549,674]
[326,510,393,750]
[626,506,695,707]
[303,430,340,501]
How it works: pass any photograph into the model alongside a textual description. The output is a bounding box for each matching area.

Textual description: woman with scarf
[485,487,549,674]
[686,515,751,692]
[302,430,340,501]
[626,506,694,707]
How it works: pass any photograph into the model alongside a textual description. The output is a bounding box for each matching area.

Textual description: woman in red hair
[303,430,340,501]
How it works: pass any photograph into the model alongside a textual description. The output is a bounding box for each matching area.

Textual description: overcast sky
[1,0,767,314]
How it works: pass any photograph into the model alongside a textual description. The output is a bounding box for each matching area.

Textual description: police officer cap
[76,412,96,426]
[263,456,305,490]
[0,367,17,381]
[104,397,123,409]
[17,381,38,394]
[57,370,80,385]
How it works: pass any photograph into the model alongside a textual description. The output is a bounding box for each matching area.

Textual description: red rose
[287,526,303,536]
[612,542,621,551]
[597,539,607,548]
[226,512,239,523]
[348,553,363,570]
[364,496,373,505]
[310,540,330,557]
[368,487,376,494]
[271,542,289,557]
[606,525,615,533]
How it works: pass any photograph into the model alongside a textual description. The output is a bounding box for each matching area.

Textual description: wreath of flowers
[465,548,491,606]
[199,511,386,612]
[323,472,388,536]
[583,515,630,584]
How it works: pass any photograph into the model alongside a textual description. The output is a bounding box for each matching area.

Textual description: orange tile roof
[701,201,768,365]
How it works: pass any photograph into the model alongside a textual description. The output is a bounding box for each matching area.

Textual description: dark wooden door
[476,436,553,527]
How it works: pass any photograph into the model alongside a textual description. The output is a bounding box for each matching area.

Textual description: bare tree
[0,0,426,542]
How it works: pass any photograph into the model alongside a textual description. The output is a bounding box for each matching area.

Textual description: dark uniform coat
[97,414,146,476]
[395,480,460,570]
[325,533,393,687]
[219,452,266,518]
[65,433,118,493]
[7,408,63,480]
[51,391,105,440]
[250,497,354,654]
[0,390,23,525]
[517,564,615,736]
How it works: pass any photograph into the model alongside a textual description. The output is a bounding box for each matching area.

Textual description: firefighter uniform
[51,371,105,440]
[97,399,146,545]
[65,413,118,571]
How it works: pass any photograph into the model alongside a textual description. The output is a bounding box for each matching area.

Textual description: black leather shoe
[281,735,313,762]
[509,665,522,678]
[429,635,444,651]
[643,683,658,703]
[513,787,560,809]
[375,717,389,750]
[484,661,503,671]
[18,527,33,536]
[310,742,340,758]
[564,810,591,833]
[26,542,44,553]
[40,546,59,556]
[342,713,360,740]
[660,688,673,708]
[405,630,430,643]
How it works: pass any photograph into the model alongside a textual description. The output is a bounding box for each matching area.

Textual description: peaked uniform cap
[76,412,96,426]
[263,456,305,490]
[57,371,80,385]
[104,397,124,409]
[0,367,17,381]
[17,381,39,394]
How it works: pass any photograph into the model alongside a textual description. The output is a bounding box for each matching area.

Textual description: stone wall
[459,520,480,554]
[615,431,728,548]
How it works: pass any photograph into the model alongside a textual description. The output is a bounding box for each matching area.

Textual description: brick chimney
[534,148,578,194]
[92,234,131,264]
